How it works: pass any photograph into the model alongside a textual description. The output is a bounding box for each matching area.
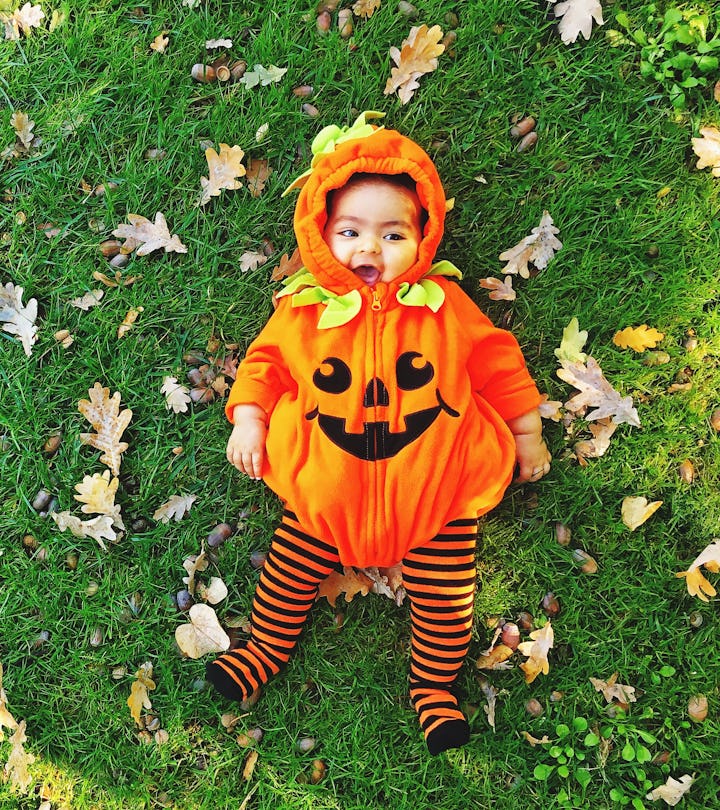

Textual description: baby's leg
[402,518,478,755]
[206,510,341,702]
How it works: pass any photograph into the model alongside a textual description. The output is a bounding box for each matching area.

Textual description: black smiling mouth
[305,388,459,461]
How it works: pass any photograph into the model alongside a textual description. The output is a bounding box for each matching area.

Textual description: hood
[292,125,446,295]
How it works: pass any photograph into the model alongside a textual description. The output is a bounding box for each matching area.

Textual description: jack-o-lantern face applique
[305,352,459,461]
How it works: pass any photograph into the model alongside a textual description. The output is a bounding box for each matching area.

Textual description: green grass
[2,0,720,807]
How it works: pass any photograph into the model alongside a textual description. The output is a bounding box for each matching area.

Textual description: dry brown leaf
[162,375,191,414]
[200,143,246,206]
[246,158,271,198]
[69,289,104,310]
[239,251,269,273]
[13,2,44,33]
[78,383,132,475]
[153,494,197,523]
[522,731,551,746]
[73,470,125,529]
[206,37,232,49]
[558,357,640,427]
[92,270,142,288]
[182,548,208,596]
[517,621,554,684]
[573,418,618,465]
[9,111,34,149]
[538,394,563,422]
[150,32,168,52]
[270,248,303,281]
[113,213,187,255]
[0,281,37,357]
[479,276,516,301]
[196,576,229,605]
[242,749,259,781]
[612,325,665,352]
[0,663,18,735]
[676,540,720,602]
[550,0,604,45]
[589,673,637,707]
[646,774,694,806]
[316,566,373,607]
[499,212,562,278]
[692,126,720,177]
[175,604,230,658]
[688,694,707,723]
[4,720,35,793]
[352,0,381,18]
[117,306,144,339]
[383,24,445,104]
[51,512,117,550]
[476,643,514,671]
[127,662,155,727]
[621,496,662,531]
[359,564,406,605]
[477,676,499,730]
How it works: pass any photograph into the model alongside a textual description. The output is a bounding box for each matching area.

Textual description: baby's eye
[339,229,358,238]
[384,233,404,241]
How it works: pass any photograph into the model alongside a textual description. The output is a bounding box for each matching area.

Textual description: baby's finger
[250,451,263,480]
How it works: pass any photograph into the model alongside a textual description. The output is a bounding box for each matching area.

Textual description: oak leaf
[206,38,232,49]
[522,731,552,746]
[0,281,37,356]
[153,494,197,523]
[646,774,694,806]
[182,548,208,596]
[384,24,445,105]
[270,248,303,281]
[574,418,617,465]
[589,673,637,707]
[73,470,125,529]
[621,496,662,531]
[10,111,34,149]
[0,663,18,735]
[613,325,665,352]
[92,270,142,288]
[175,604,230,658]
[549,0,604,45]
[476,643,514,670]
[517,621,554,684]
[4,720,35,793]
[676,540,720,602]
[112,213,187,255]
[117,306,143,339]
[246,158,271,198]
[692,126,720,177]
[150,32,168,52]
[51,512,117,550]
[499,211,562,278]
[554,317,588,364]
[359,564,406,605]
[162,375,191,414]
[558,357,640,427]
[200,143,246,206]
[316,566,373,607]
[127,662,155,727]
[238,64,287,88]
[353,0,380,18]
[477,676,499,730]
[13,1,43,33]
[479,276,515,301]
[78,383,132,476]
[538,394,563,422]
[69,289,104,310]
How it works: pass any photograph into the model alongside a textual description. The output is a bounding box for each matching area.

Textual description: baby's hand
[226,404,267,480]
[514,433,551,483]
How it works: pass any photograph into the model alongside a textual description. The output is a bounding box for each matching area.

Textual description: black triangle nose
[363,377,389,407]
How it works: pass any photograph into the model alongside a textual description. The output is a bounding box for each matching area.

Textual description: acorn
[131,517,149,533]
[43,432,63,457]
[176,590,194,612]
[678,460,695,484]
[397,1,418,18]
[109,253,129,269]
[540,592,560,617]
[500,621,520,650]
[65,551,79,570]
[191,63,216,83]
[525,698,544,717]
[237,727,264,747]
[230,60,247,80]
[207,522,234,548]
[333,612,344,631]
[516,611,533,631]
[338,8,353,38]
[710,408,720,432]
[572,549,598,574]
[32,630,50,649]
[554,522,571,546]
[516,131,538,153]
[688,611,703,628]
[240,688,261,711]
[444,11,459,27]
[99,239,122,258]
[510,116,536,138]
[32,489,53,512]
[215,64,231,82]
[86,581,99,597]
[22,534,38,552]
[250,550,267,569]
[302,103,320,118]
[293,85,314,98]
[89,627,104,647]
[316,10,331,33]
[310,759,327,784]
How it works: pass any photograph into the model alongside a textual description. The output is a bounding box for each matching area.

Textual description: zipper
[371,288,382,311]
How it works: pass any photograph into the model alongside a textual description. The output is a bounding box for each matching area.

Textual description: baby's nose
[358,233,381,253]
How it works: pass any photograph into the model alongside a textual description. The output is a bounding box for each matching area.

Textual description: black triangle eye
[396,352,434,390]
[313,357,352,393]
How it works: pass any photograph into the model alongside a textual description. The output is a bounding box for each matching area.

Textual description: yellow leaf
[150,32,169,53]
[352,0,380,18]
[646,774,694,805]
[383,24,445,105]
[73,469,124,529]
[175,604,230,658]
[612,324,665,352]
[78,383,132,476]
[200,143,246,206]
[316,567,373,607]
[517,621,554,684]
[127,662,155,727]
[475,643,514,670]
[691,126,720,177]
[621,496,662,530]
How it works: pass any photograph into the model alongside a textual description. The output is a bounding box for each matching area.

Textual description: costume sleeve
[446,284,541,421]
[225,300,297,423]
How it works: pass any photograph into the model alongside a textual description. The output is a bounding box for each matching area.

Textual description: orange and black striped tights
[206,510,478,755]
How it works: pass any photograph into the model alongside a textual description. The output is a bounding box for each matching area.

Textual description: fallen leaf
[150,32,168,52]
[499,211,562,278]
[196,576,229,605]
[69,289,104,310]
[117,306,144,339]
[200,143,246,206]
[92,270,142,288]
[479,276,516,301]
[9,111,34,149]
[51,512,117,550]
[0,663,18,734]
[538,394,563,422]
[646,774,694,806]
[206,37,232,48]
[574,418,617,464]
[589,673,637,707]
[517,621,554,684]
[127,662,155,727]
[270,248,303,281]
[676,540,720,602]
[78,383,132,476]
[246,158,271,198]
[687,694,707,723]
[239,251,269,273]
[613,325,665,352]
[621,496,662,531]
[153,493,197,523]
[182,548,208,596]
[558,357,640,427]
[73,470,125,529]
[0,281,37,356]
[522,731,551,746]
[384,24,445,105]
[4,720,35,793]
[316,566,373,607]
[353,0,380,18]
[477,676,499,730]
[238,64,287,89]
[476,644,514,670]
[113,212,187,255]
[692,126,720,177]
[549,0,604,44]
[255,123,269,142]
[162,375,191,413]
[175,604,230,658]
[242,749,259,781]
[554,316,588,364]
[359,564,406,605]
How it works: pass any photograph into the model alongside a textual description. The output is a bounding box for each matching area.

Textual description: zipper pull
[371,289,382,311]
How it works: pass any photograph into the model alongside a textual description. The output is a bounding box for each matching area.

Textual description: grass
[2,0,720,807]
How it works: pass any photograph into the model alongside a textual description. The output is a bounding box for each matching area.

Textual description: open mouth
[353,265,381,286]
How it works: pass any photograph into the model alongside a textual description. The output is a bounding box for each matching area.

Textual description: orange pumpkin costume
[207,117,541,754]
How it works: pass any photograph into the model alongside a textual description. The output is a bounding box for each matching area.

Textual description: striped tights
[206,511,477,755]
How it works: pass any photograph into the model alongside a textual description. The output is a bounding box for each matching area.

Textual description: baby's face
[323,179,423,285]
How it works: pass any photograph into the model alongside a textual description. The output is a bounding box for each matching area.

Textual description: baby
[206,114,550,755]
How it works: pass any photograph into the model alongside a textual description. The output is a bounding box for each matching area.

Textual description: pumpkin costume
[206,115,541,755]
